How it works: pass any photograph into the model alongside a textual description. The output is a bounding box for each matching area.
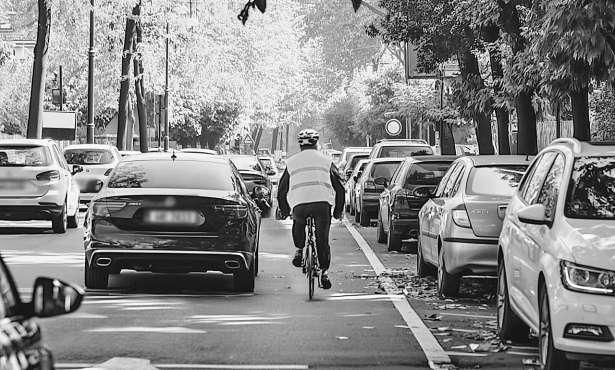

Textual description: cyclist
[277,129,345,290]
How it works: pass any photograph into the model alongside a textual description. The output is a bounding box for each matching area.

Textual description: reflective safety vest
[286,149,335,209]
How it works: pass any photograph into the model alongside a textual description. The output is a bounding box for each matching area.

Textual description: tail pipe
[96,257,112,267]
[225,260,241,269]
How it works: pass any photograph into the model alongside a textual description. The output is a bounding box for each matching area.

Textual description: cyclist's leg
[291,204,308,267]
[312,202,332,271]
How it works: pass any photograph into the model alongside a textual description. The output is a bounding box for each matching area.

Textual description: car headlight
[561,260,615,295]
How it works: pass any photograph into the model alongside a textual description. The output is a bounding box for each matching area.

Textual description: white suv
[497,138,615,369]
[0,139,81,233]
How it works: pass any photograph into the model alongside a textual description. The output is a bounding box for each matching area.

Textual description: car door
[382,163,405,233]
[508,152,557,322]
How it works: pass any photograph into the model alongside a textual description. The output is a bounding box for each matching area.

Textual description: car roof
[375,139,429,146]
[464,155,532,167]
[547,138,615,156]
[64,144,117,150]
[369,157,406,164]
[121,151,229,164]
[0,138,55,147]
[407,155,458,163]
[343,147,371,151]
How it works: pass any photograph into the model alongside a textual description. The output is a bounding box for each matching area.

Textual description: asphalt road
[0,215,428,370]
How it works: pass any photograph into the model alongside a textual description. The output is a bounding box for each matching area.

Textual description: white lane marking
[86,326,206,334]
[342,219,453,370]
[2,250,83,265]
[325,294,403,301]
[68,313,108,319]
[186,314,289,326]
[260,252,290,259]
[58,364,309,370]
[445,351,488,357]
[440,312,496,319]
[508,351,538,356]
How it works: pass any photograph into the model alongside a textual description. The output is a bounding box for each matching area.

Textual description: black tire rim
[497,266,506,331]
[539,291,550,368]
[417,241,423,273]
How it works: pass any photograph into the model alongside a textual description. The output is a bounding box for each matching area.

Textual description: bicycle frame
[304,216,320,300]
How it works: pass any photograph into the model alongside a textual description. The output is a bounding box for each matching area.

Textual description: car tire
[67,213,78,229]
[539,285,579,370]
[234,262,255,292]
[387,225,402,251]
[497,259,529,342]
[84,259,109,289]
[254,249,259,277]
[437,247,460,297]
[417,238,433,277]
[52,203,68,234]
[345,204,350,213]
[377,214,386,243]
[261,207,271,218]
[354,206,360,222]
[359,207,370,227]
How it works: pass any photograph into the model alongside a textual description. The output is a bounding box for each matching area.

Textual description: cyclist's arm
[330,163,345,218]
[277,168,291,217]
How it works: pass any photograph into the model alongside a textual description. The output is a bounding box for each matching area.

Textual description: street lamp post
[163,20,169,151]
[87,0,95,144]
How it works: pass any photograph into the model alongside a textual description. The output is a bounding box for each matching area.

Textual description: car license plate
[144,210,202,226]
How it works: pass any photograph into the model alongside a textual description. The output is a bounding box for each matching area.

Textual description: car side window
[450,166,467,195]
[0,262,18,319]
[522,152,557,204]
[435,163,458,197]
[442,163,464,198]
[390,163,405,187]
[536,153,566,219]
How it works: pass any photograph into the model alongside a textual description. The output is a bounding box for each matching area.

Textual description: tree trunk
[487,45,511,154]
[271,126,279,152]
[516,91,538,154]
[27,0,52,139]
[132,3,148,153]
[440,121,455,155]
[571,86,591,141]
[117,5,138,150]
[254,126,263,150]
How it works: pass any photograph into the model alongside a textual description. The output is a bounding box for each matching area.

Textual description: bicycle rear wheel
[306,244,315,300]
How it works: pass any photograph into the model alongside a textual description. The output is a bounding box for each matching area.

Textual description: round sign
[385,119,403,136]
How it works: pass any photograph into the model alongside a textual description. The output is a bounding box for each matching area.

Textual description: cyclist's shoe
[292,249,303,268]
[321,272,332,289]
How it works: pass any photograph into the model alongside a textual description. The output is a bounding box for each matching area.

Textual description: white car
[0,139,81,232]
[498,138,615,369]
[63,144,121,206]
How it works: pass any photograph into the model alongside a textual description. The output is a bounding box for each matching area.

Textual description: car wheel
[67,213,78,229]
[234,262,255,292]
[377,214,386,243]
[84,258,109,289]
[437,247,460,297]
[387,225,402,251]
[496,258,529,342]
[539,286,578,370]
[359,207,370,227]
[52,203,68,234]
[261,207,271,218]
[417,237,433,277]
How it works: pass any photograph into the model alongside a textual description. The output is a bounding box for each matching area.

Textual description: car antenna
[171,150,177,161]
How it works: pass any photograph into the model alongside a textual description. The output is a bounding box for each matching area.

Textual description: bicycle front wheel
[306,245,315,300]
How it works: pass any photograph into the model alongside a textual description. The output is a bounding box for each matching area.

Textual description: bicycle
[303,216,321,300]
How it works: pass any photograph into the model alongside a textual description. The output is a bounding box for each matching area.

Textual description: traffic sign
[385,119,403,136]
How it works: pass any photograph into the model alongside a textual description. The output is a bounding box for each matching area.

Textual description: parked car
[432,144,478,156]
[339,147,371,174]
[119,150,141,158]
[181,148,218,155]
[0,256,83,369]
[354,158,404,226]
[497,139,615,369]
[0,139,81,232]
[225,154,273,216]
[369,139,433,159]
[417,155,530,297]
[257,155,282,185]
[376,156,457,252]
[84,152,262,291]
[343,153,370,180]
[346,159,370,214]
[63,144,121,207]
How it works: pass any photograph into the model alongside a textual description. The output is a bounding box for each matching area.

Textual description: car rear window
[565,156,615,219]
[108,160,235,190]
[369,162,402,180]
[64,149,115,165]
[347,154,369,171]
[0,145,51,167]
[466,165,527,196]
[228,156,263,172]
[379,145,433,158]
[405,162,452,186]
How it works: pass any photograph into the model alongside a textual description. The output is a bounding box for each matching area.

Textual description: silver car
[0,139,81,232]
[63,144,121,206]
[417,155,530,297]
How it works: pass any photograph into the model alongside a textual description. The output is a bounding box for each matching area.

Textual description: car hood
[566,219,615,270]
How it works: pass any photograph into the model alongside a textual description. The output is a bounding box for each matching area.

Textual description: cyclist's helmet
[297,129,319,147]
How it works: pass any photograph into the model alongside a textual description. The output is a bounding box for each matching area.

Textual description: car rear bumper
[442,237,498,275]
[391,217,419,236]
[86,248,254,274]
[0,204,63,221]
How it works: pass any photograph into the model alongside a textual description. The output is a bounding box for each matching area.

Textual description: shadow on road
[0,227,53,235]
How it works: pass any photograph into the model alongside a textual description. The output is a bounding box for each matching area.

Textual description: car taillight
[36,170,60,182]
[452,209,472,228]
[92,200,126,218]
[214,205,248,218]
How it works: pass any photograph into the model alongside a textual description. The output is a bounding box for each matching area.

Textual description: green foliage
[322,94,364,147]
[0,54,31,135]
[590,87,615,141]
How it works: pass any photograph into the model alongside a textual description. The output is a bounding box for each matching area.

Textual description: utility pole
[157,94,163,148]
[58,65,63,111]
[163,20,169,151]
[87,0,95,143]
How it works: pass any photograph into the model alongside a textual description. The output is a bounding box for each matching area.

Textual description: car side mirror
[374,176,388,187]
[413,186,435,198]
[94,180,104,192]
[517,204,551,226]
[71,164,83,175]
[31,277,84,318]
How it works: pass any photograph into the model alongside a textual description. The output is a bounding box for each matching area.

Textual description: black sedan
[225,154,273,216]
[84,152,262,292]
[376,156,457,251]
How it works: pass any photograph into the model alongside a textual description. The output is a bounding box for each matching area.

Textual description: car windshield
[64,149,115,165]
[565,156,615,219]
[405,162,452,186]
[369,162,401,180]
[466,165,527,196]
[379,145,433,157]
[228,156,263,172]
[108,160,235,190]
[0,145,51,167]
